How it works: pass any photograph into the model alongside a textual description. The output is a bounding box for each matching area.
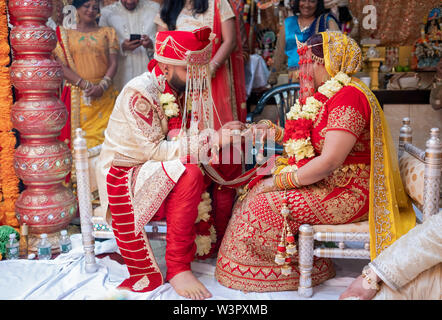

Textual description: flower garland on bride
[274,71,352,175]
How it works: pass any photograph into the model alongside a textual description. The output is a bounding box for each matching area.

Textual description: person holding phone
[100,0,161,91]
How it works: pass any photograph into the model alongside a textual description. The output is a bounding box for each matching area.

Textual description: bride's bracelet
[274,171,302,190]
[257,119,284,142]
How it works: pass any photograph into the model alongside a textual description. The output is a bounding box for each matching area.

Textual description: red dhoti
[107,163,205,292]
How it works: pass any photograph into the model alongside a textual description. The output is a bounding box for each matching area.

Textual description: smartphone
[130,34,141,41]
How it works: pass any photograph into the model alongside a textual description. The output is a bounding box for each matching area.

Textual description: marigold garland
[0,0,20,229]
[274,71,351,174]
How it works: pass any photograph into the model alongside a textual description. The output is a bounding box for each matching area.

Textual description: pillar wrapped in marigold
[0,0,20,230]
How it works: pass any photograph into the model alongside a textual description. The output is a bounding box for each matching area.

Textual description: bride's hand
[242,121,276,146]
[217,121,247,147]
[221,121,247,132]
[254,177,277,194]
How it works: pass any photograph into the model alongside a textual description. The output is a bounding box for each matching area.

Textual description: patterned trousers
[107,164,205,292]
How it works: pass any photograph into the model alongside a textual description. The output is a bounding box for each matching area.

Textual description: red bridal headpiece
[296,35,324,105]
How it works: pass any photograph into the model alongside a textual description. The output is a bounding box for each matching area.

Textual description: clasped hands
[215,120,276,149]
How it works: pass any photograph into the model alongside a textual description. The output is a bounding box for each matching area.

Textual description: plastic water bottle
[59,230,72,254]
[6,233,19,260]
[37,233,52,260]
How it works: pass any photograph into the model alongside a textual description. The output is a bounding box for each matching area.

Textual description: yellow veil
[320,31,416,260]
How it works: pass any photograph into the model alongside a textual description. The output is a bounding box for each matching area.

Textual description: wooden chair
[72,129,167,272]
[297,118,441,297]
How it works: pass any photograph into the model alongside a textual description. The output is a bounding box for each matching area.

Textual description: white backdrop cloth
[0,233,367,300]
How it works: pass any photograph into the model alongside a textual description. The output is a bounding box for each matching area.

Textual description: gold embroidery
[327,105,366,137]
[132,275,150,291]
[129,91,165,145]
[132,167,175,236]
[313,103,327,129]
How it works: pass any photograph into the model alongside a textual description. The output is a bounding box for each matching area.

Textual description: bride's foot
[169,270,212,300]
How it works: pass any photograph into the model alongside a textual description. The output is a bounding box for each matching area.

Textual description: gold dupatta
[350,79,415,260]
[321,31,415,259]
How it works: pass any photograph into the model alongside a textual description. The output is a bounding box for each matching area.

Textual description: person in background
[99,0,161,91]
[53,0,119,149]
[268,0,340,85]
[340,213,441,300]
[155,0,247,128]
[324,0,359,38]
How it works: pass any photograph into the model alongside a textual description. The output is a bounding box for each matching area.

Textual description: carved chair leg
[298,224,314,297]
[74,129,98,273]
[423,128,442,221]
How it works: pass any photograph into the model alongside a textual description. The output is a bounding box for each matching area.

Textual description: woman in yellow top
[53,0,119,149]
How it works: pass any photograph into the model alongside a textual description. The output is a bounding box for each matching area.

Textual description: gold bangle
[257,119,275,130]
[99,79,109,91]
[274,173,296,190]
[286,172,296,188]
[103,75,112,83]
[292,170,302,188]
[274,174,284,190]
[276,127,284,142]
[361,266,380,291]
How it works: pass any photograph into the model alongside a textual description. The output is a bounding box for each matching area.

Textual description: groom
[96,27,244,300]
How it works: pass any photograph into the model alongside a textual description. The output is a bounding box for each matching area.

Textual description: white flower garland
[280,72,351,172]
[194,192,216,257]
[160,93,180,118]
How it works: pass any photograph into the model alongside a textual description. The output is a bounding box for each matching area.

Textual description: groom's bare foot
[169,270,212,300]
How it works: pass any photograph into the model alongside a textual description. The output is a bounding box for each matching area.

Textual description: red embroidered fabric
[107,166,164,292]
[215,85,372,292]
[312,85,371,165]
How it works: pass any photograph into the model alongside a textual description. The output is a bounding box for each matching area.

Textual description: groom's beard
[169,73,187,93]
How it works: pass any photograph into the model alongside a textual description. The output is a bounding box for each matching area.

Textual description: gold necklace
[298,16,314,32]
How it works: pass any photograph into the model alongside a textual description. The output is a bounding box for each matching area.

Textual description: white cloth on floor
[0,233,366,300]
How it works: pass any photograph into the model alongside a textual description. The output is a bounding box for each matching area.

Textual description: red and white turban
[150,26,217,131]
[154,27,213,67]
